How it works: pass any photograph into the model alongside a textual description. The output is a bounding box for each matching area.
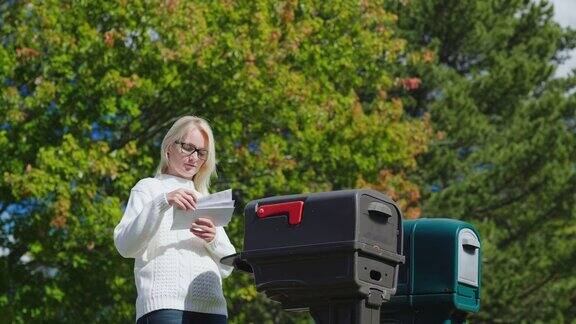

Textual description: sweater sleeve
[204,226,236,278]
[114,187,171,258]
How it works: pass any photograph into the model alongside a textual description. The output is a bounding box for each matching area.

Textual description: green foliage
[398,0,576,321]
[0,0,429,322]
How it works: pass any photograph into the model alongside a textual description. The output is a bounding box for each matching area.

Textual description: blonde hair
[156,116,217,195]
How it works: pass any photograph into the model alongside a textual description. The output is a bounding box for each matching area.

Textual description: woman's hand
[166,189,198,211]
[190,217,216,243]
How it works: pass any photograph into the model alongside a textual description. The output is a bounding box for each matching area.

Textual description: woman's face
[166,127,208,180]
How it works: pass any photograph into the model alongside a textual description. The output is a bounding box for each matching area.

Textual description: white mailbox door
[458,228,480,287]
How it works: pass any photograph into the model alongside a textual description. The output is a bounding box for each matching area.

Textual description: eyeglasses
[174,141,208,160]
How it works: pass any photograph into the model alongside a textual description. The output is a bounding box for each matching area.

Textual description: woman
[114,116,236,324]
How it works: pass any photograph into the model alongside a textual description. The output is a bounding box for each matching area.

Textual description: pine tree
[398,0,576,321]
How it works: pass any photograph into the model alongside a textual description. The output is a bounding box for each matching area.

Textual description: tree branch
[110,83,220,152]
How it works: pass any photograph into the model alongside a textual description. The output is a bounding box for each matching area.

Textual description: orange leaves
[402,77,422,91]
[16,47,40,60]
[118,77,137,94]
[165,0,181,13]
[393,76,423,92]
[281,0,298,24]
[268,30,282,44]
[282,8,295,24]
[51,196,71,229]
[389,39,407,57]
[436,131,446,141]
[422,50,435,63]
[352,100,365,119]
[103,30,117,47]
[408,49,436,65]
[160,48,180,61]
[404,207,421,219]
[113,74,140,95]
[378,89,388,100]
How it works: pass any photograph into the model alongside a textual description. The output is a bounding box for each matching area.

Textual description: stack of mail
[171,189,235,230]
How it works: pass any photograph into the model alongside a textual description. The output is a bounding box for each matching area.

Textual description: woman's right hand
[166,189,198,211]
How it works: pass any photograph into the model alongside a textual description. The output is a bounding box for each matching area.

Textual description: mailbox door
[457,228,480,287]
[455,227,481,313]
[357,193,402,255]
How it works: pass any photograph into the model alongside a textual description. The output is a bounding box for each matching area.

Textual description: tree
[397,0,576,321]
[0,0,430,322]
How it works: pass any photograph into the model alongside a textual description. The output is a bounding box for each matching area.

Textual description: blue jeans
[136,309,227,324]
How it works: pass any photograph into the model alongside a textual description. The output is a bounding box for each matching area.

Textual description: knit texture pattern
[114,174,236,321]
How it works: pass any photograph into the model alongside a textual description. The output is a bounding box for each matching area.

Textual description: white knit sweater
[113,174,236,321]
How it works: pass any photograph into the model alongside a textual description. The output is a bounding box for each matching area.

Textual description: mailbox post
[222,189,405,324]
[380,218,482,323]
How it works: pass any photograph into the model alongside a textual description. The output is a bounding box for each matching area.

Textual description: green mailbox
[381,218,481,323]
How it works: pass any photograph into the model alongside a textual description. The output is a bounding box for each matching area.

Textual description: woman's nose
[186,151,199,161]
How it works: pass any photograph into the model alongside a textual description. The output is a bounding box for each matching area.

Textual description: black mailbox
[223,189,405,323]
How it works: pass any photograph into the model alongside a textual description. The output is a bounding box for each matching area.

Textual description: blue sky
[550,0,576,76]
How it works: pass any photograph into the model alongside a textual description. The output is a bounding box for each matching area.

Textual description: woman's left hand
[190,217,216,243]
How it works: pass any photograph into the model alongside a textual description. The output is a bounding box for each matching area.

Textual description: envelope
[170,189,235,229]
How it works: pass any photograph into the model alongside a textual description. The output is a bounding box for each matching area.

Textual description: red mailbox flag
[257,201,304,225]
